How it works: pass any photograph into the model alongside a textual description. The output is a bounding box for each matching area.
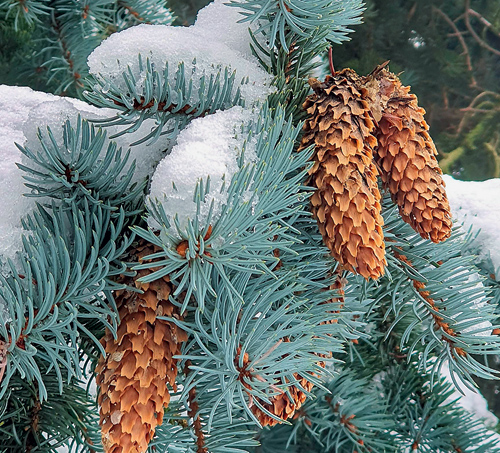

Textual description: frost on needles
[0,0,500,452]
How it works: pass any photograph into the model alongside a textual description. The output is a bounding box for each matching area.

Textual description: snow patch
[444,175,500,274]
[460,272,493,336]
[0,86,56,265]
[147,106,256,232]
[194,0,256,59]
[87,23,273,109]
[0,85,171,265]
[442,362,498,428]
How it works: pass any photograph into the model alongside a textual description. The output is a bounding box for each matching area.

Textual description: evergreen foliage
[0,0,174,95]
[0,1,499,452]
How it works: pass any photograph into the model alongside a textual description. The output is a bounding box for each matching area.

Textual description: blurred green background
[1,0,499,180]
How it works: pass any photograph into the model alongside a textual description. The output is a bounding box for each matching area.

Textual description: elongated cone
[366,68,452,243]
[301,70,386,280]
[97,242,188,453]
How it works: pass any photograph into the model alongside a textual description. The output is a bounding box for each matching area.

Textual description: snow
[442,363,499,428]
[22,98,167,185]
[0,85,171,267]
[444,175,500,274]
[87,22,274,109]
[0,86,56,266]
[22,98,104,156]
[194,0,256,58]
[460,272,493,336]
[147,106,256,232]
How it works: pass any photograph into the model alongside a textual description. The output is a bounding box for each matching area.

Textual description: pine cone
[301,71,386,280]
[252,375,314,427]
[97,242,188,453]
[367,68,452,243]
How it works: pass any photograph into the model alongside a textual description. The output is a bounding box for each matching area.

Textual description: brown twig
[26,382,42,453]
[464,0,500,56]
[468,8,500,37]
[51,16,83,88]
[433,6,477,87]
[457,90,500,133]
[393,251,467,359]
[328,47,335,76]
[117,0,149,23]
[0,340,7,385]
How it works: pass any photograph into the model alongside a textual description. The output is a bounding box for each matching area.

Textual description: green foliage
[231,0,364,51]
[0,367,97,452]
[85,56,248,145]
[0,0,174,96]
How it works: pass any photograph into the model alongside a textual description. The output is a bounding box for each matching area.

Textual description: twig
[464,0,500,56]
[457,90,500,133]
[460,107,500,114]
[432,6,476,87]
[184,362,208,453]
[0,340,7,385]
[393,251,467,359]
[468,8,500,37]
[328,47,335,76]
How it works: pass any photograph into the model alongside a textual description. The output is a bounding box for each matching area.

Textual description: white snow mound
[194,0,256,59]
[87,23,273,109]
[0,85,170,264]
[147,106,256,232]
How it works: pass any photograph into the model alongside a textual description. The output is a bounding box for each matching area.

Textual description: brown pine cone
[251,375,314,427]
[366,68,452,243]
[301,70,386,280]
[234,345,314,427]
[97,242,188,453]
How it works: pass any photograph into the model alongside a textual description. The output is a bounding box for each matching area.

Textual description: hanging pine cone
[300,70,386,280]
[97,242,188,453]
[365,67,452,243]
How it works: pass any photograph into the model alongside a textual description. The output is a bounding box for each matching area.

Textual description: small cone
[97,242,188,453]
[366,68,452,243]
[252,376,314,427]
[251,272,346,426]
[300,70,386,280]
[235,346,315,427]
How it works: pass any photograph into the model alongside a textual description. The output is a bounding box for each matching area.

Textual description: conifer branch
[393,250,468,359]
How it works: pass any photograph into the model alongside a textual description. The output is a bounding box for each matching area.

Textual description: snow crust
[87,21,273,109]
[148,106,256,231]
[444,175,500,274]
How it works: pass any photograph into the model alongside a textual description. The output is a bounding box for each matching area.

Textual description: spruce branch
[85,57,246,145]
[380,201,500,387]
[230,0,364,52]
